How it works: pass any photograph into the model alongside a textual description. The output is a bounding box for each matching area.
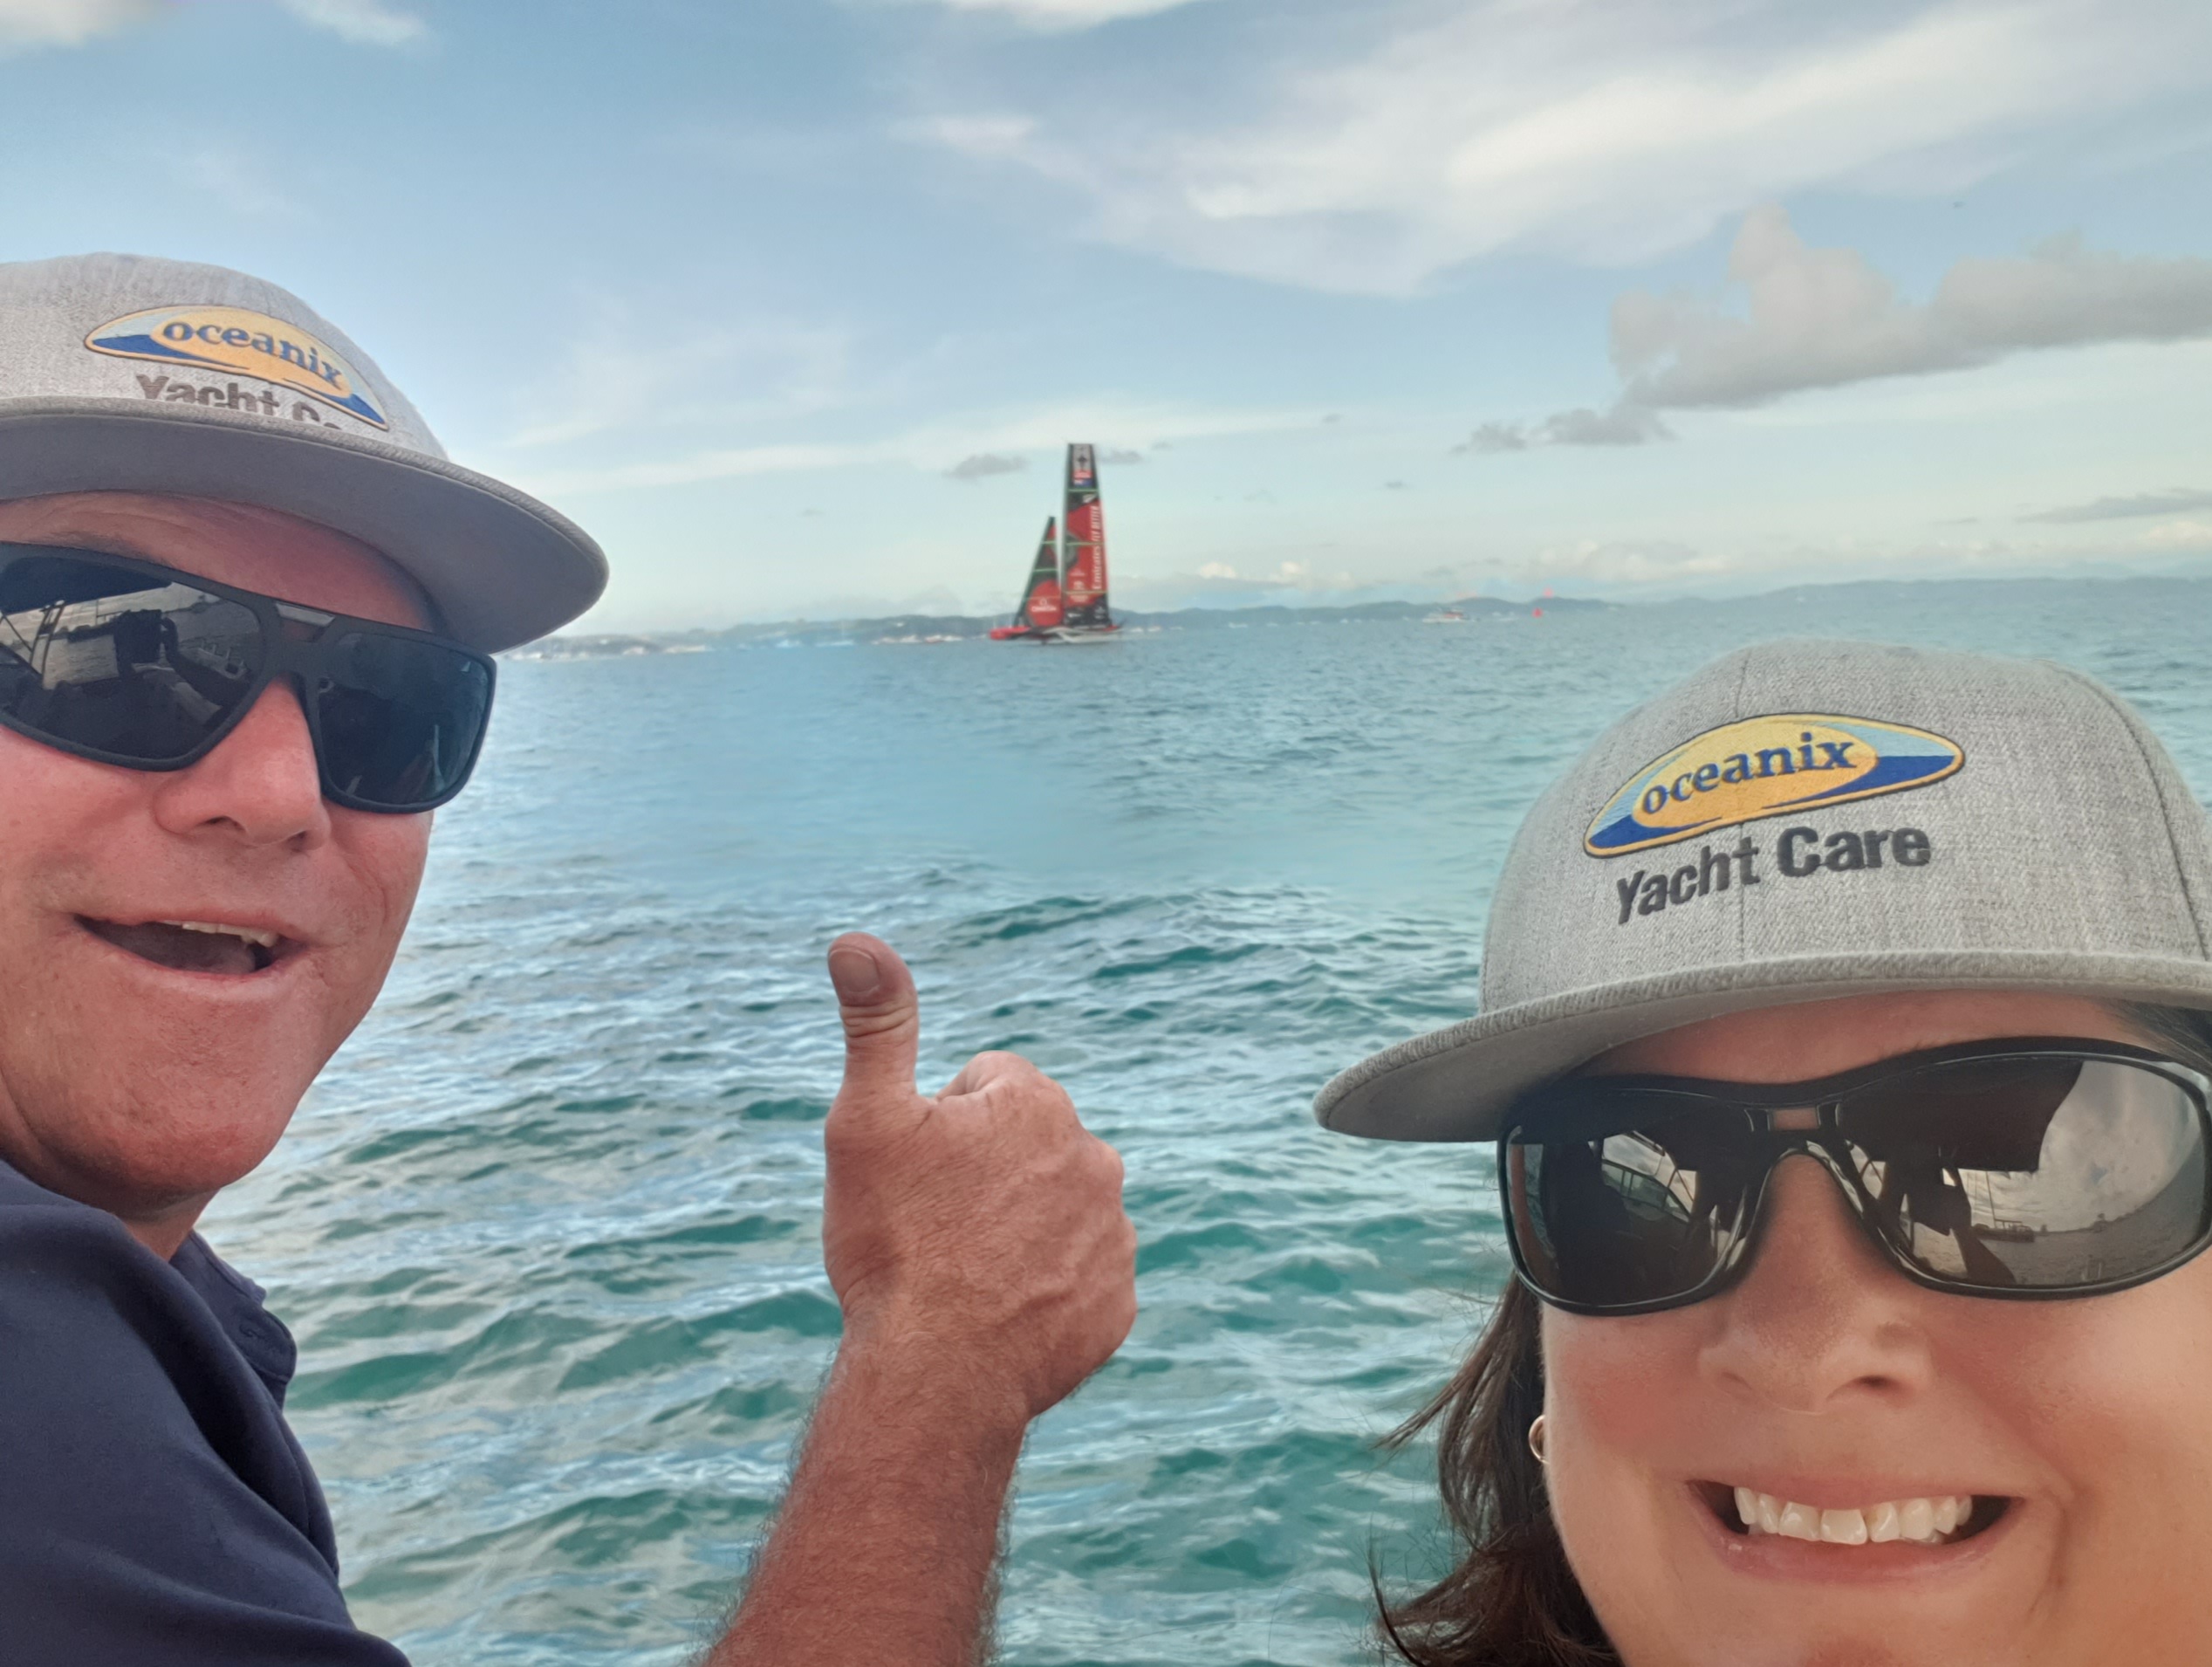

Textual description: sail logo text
[86,305,388,429]
[1584,713,1963,858]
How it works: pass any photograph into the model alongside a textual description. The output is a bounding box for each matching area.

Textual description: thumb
[827,932,921,1108]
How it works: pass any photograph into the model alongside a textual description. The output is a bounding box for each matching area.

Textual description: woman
[1315,640,2212,1665]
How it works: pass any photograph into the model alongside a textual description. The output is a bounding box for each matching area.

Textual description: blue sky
[5,0,2212,630]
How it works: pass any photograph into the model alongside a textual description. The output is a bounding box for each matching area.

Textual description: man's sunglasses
[0,543,494,814]
[1500,1039,2212,1314]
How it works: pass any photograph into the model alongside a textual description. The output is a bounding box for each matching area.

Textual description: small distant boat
[990,444,1120,644]
[1421,607,1467,624]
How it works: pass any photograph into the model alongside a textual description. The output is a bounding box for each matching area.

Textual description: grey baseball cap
[1315,640,2212,1142]
[0,252,606,652]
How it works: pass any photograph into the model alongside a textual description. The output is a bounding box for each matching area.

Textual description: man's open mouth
[79,917,291,977]
[1696,1481,2010,1548]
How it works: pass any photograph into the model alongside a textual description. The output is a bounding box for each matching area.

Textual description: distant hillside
[510,570,2212,658]
[505,595,1610,656]
[678,594,1607,648]
[1120,596,1606,628]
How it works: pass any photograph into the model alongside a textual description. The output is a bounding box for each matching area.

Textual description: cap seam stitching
[2048,663,2212,961]
[1731,652,1751,964]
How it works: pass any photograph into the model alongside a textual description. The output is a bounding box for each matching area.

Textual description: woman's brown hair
[1373,1003,2212,1667]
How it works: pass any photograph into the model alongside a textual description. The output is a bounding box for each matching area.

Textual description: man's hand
[710,934,1135,1667]
[822,931,1136,1427]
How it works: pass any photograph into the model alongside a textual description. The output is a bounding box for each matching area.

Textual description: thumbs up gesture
[820,933,1138,1427]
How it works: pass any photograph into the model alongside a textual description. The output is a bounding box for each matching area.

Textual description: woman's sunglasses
[0,543,495,814]
[1500,1039,2212,1314]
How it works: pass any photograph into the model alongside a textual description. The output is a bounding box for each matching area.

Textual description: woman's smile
[1677,1475,2026,1585]
[1714,1484,1990,1547]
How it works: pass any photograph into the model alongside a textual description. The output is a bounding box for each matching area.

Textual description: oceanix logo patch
[86,306,387,429]
[1585,714,1963,857]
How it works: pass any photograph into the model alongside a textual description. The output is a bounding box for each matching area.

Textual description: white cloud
[166,141,305,221]
[902,0,1210,28]
[277,0,426,45]
[1126,557,1364,607]
[913,0,2212,295]
[2139,518,2212,552]
[1476,206,2212,450]
[509,314,860,449]
[1481,536,1903,593]
[1613,207,2212,410]
[1473,520,2212,595]
[1455,404,1670,453]
[912,113,1038,158]
[0,0,425,51]
[0,0,158,50]
[1497,539,1726,589]
[2025,487,2212,525]
[513,397,1313,495]
[1455,421,1527,456]
[946,451,1026,480]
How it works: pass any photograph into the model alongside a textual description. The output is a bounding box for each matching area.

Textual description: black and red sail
[990,445,1118,641]
[1013,516,1063,629]
[1059,443,1113,631]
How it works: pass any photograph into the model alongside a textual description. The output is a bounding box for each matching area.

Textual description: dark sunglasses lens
[1842,1058,2211,1291]
[1508,1095,1761,1308]
[0,556,263,763]
[312,632,491,810]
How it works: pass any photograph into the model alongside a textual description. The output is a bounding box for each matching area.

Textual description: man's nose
[149,679,332,850]
[1695,1154,1934,1413]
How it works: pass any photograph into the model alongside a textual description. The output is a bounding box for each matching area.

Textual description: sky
[4,0,2211,630]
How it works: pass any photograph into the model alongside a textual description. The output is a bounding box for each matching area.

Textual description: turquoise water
[201,579,2212,1666]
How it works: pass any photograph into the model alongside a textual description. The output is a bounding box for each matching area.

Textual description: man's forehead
[0,492,435,630]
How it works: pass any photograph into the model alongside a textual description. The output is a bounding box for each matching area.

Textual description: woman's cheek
[1544,1306,1711,1477]
[1951,1272,2212,1634]
[1539,1309,1711,1643]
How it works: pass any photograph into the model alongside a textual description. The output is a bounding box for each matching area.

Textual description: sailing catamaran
[989,444,1120,643]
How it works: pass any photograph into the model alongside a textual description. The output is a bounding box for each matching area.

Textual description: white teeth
[1819,1507,1868,1546]
[165,921,280,949]
[1731,1489,1976,1547]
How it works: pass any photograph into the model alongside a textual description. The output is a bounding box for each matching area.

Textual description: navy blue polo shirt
[0,1158,406,1664]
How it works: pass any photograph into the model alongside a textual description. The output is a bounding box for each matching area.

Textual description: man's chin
[29,1113,293,1230]
[0,1045,318,1231]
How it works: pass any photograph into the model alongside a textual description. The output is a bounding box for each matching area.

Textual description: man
[0,253,1136,1665]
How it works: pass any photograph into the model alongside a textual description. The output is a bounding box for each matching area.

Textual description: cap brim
[1314,949,2212,1142]
[0,401,606,653]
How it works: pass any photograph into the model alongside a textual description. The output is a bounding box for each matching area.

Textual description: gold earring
[1528,1415,1549,1465]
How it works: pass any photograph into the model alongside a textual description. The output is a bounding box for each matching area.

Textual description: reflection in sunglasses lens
[314,632,491,808]
[1514,1101,1757,1307]
[0,559,262,762]
[1845,1060,2209,1290]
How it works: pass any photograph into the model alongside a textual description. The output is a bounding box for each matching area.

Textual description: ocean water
[201,578,2212,1666]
